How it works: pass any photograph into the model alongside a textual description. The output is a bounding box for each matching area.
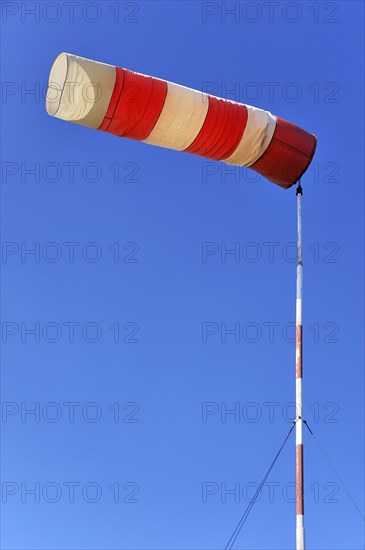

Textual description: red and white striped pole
[295,182,305,549]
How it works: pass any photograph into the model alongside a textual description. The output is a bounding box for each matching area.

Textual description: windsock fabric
[46,53,317,189]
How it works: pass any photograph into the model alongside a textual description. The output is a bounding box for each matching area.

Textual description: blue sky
[1,1,364,549]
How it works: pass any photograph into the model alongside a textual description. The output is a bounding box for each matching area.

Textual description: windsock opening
[46,53,68,116]
[45,52,116,128]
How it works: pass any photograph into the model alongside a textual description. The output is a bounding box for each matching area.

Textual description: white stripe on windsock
[223,105,276,167]
[143,81,209,151]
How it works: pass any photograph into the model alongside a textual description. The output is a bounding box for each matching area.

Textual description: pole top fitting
[296,180,303,196]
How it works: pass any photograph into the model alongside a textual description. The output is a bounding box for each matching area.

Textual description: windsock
[46,53,316,189]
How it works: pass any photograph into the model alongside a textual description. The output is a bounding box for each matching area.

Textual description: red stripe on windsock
[184,96,248,160]
[250,117,317,188]
[99,69,167,141]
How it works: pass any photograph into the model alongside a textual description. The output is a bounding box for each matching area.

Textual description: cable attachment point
[296,179,303,196]
[303,419,314,435]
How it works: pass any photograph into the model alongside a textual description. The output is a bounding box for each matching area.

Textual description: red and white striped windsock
[46,53,316,189]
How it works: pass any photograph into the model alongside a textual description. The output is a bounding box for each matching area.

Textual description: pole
[295,181,305,550]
